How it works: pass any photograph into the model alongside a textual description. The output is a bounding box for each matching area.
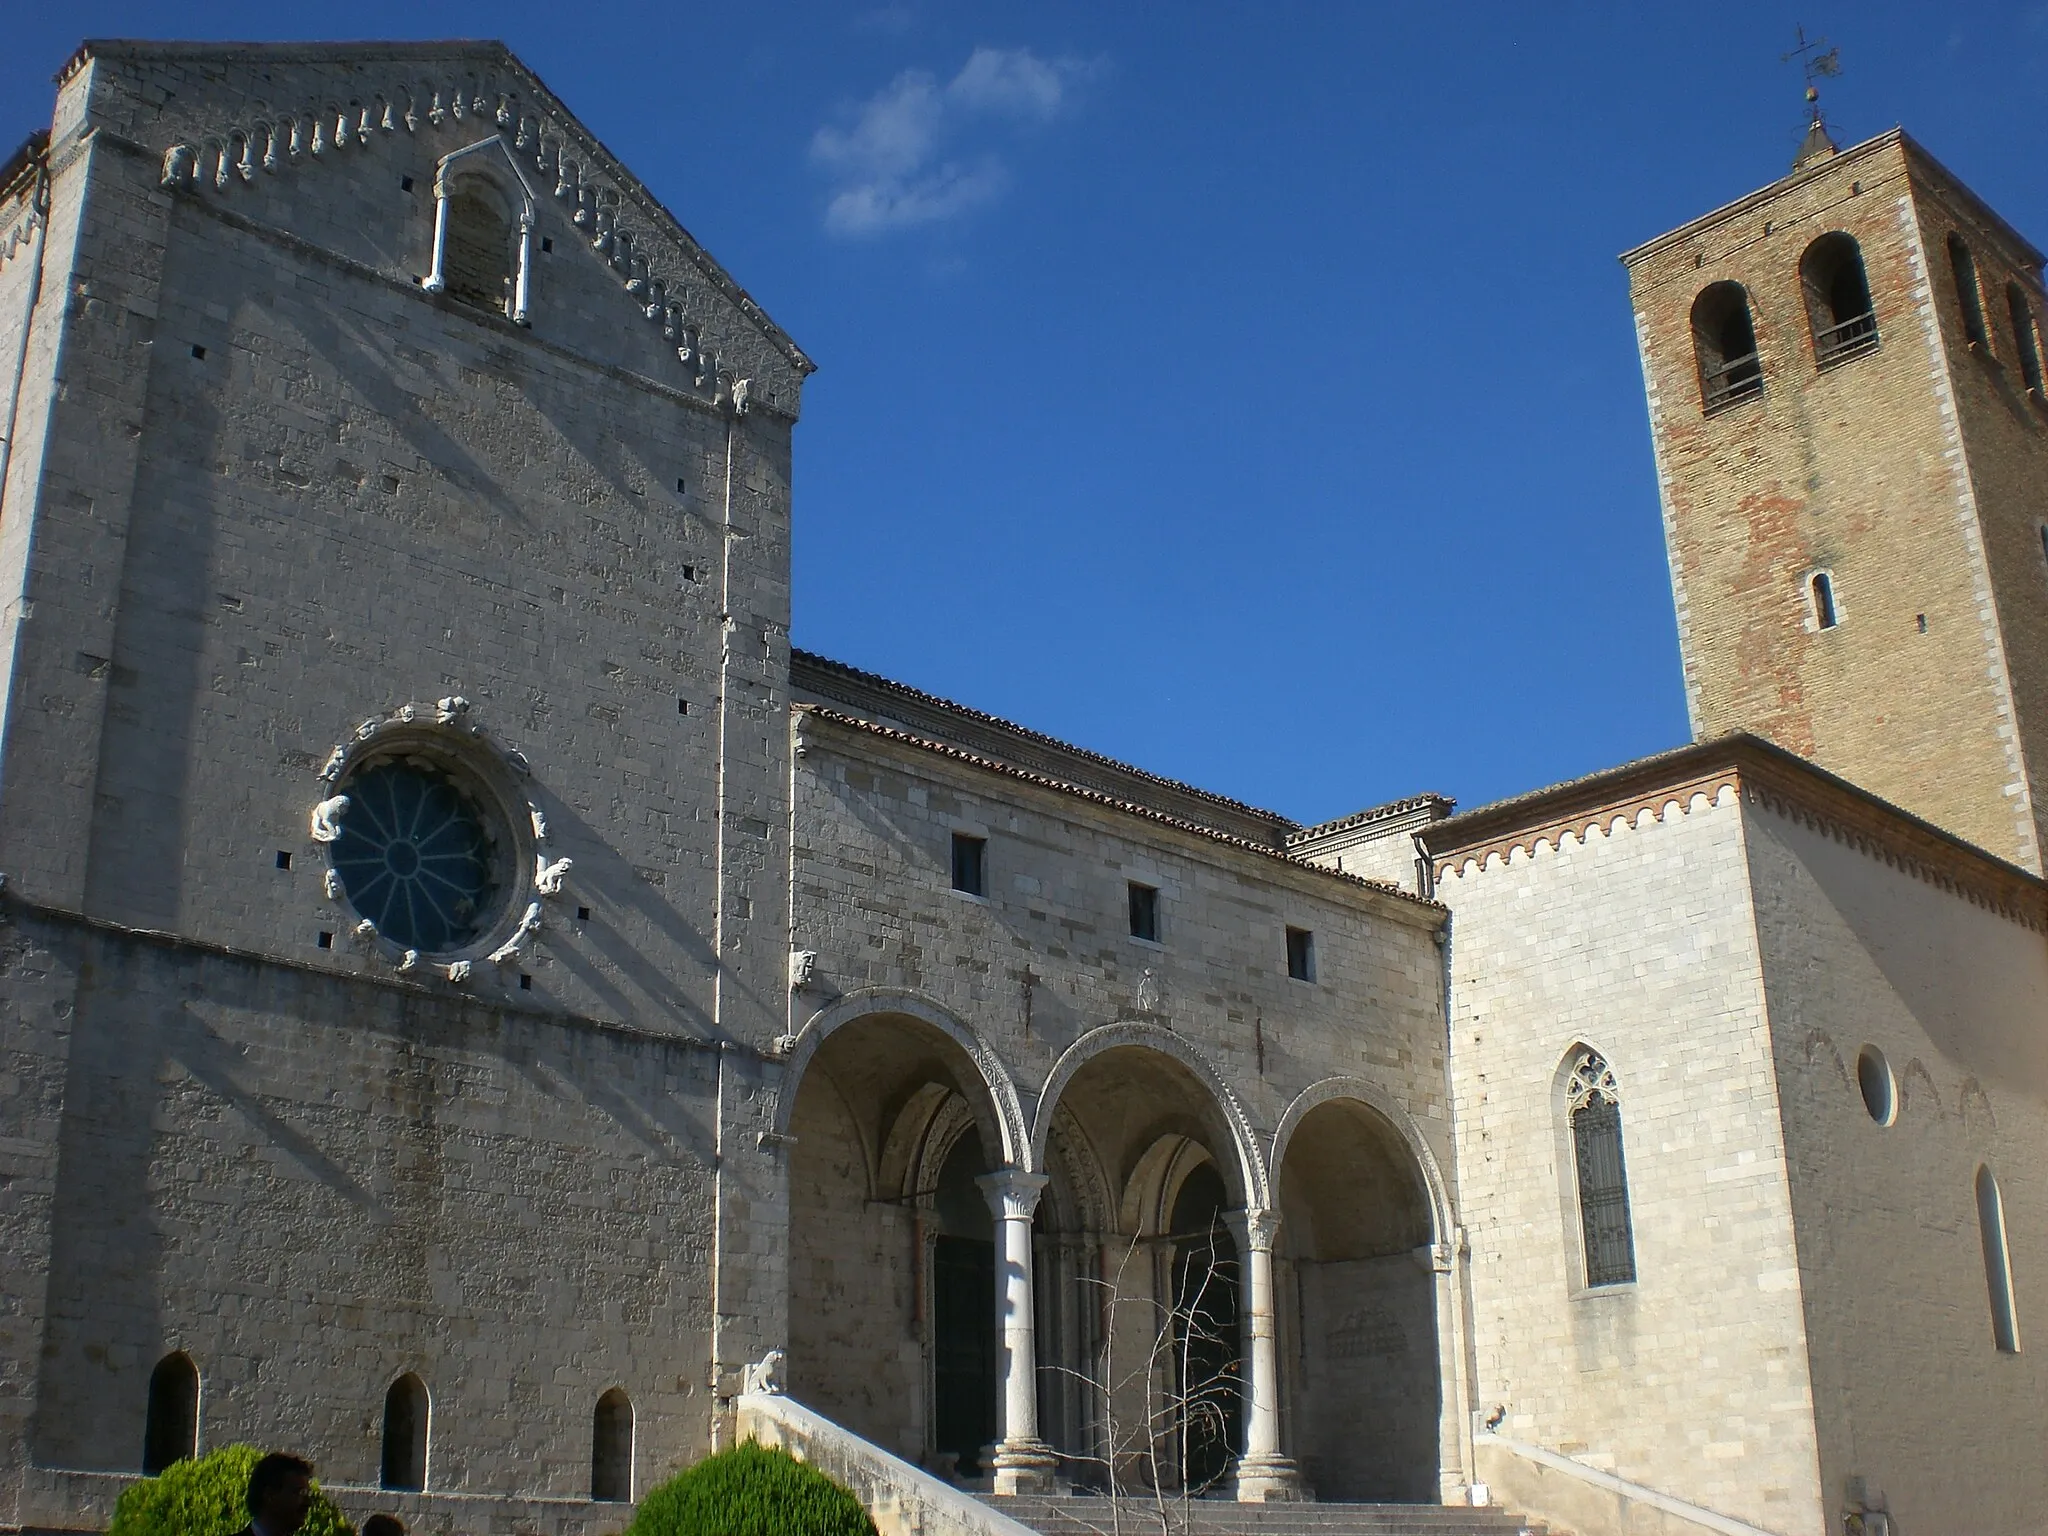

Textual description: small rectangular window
[1128,881,1159,942]
[1286,926,1315,982]
[951,833,986,896]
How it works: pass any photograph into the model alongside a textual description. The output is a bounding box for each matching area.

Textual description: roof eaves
[1286,792,1456,848]
[799,704,1445,921]
[793,650,1297,831]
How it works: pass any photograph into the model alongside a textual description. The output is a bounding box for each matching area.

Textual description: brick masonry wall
[1439,789,1827,1535]
[1626,136,2039,870]
[1744,797,2048,1536]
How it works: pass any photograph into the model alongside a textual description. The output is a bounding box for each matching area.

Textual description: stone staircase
[979,1495,1545,1536]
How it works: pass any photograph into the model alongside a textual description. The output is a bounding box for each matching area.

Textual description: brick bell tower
[1623,105,2048,873]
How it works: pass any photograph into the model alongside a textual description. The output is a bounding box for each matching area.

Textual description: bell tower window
[2008,283,2045,395]
[1692,281,1763,413]
[1949,234,1990,351]
[1800,232,1879,365]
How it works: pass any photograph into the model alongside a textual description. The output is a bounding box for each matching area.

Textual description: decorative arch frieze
[778,988,1029,1169]
[1032,1020,1270,1211]
[153,64,808,409]
[1269,1075,1453,1248]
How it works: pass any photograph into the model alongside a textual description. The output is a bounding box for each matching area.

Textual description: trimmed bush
[626,1442,877,1536]
[109,1444,354,1536]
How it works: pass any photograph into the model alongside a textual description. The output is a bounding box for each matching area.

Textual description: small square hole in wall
[1917,613,1929,633]
[275,850,292,870]
[316,931,333,950]
[540,235,554,253]
[400,174,414,192]
[677,477,688,494]
[681,564,696,583]
[576,905,591,921]
[519,973,533,991]
[677,698,689,715]
[190,345,206,360]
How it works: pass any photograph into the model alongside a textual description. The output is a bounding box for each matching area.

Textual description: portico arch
[782,994,1026,1471]
[1270,1081,1447,1501]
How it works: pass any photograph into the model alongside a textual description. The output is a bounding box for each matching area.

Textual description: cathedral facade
[1,40,2045,1536]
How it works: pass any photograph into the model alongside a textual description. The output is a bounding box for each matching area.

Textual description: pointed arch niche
[422,136,539,324]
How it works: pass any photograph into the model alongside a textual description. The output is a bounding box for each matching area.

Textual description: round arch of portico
[775,987,1030,1168]
[1271,1076,1454,1250]
[1030,1021,1270,1211]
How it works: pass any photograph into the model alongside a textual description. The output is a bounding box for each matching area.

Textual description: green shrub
[626,1442,877,1536]
[109,1444,354,1536]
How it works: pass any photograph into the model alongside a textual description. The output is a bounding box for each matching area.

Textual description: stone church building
[1,39,2045,1536]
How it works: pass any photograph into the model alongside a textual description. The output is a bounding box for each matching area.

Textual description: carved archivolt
[153,67,802,407]
[779,988,1030,1170]
[1032,1020,1271,1211]
[1270,1075,1453,1245]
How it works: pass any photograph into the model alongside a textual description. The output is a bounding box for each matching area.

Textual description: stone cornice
[1421,734,2048,933]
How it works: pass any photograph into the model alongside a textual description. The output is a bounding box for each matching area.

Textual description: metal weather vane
[1783,24,1843,123]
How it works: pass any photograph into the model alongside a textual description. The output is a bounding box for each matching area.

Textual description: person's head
[246,1453,314,1535]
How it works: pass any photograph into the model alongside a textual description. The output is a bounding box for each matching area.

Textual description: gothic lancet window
[591,1388,634,1501]
[381,1373,430,1491]
[1567,1050,1637,1287]
[422,138,537,325]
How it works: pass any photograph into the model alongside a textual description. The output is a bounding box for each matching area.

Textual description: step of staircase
[978,1493,1541,1536]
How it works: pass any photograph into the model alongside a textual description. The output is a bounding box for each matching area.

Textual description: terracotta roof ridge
[791,649,1299,832]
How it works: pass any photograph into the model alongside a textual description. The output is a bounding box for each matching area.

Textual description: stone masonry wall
[1744,797,2048,1536]
[0,43,802,1517]
[785,710,1462,1493]
[1626,135,2038,870]
[8,906,719,1512]
[1439,788,1827,1535]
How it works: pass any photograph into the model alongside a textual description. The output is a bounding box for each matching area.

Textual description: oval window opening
[1857,1045,1896,1126]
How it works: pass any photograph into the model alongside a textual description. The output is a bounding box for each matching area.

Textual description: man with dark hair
[237,1453,315,1536]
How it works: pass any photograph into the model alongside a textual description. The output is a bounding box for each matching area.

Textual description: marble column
[1230,1208,1302,1501]
[978,1169,1058,1494]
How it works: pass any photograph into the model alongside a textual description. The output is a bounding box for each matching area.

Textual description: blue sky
[7,4,2047,825]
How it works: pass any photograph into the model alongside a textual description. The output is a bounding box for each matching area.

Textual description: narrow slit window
[1800,232,1879,364]
[1128,881,1160,942]
[1691,281,1764,413]
[2009,284,2045,394]
[1568,1050,1637,1288]
[142,1352,199,1474]
[592,1388,634,1501]
[1949,234,1990,350]
[1978,1166,2021,1352]
[1810,571,1840,630]
[1285,926,1315,982]
[381,1373,430,1491]
[950,833,986,896]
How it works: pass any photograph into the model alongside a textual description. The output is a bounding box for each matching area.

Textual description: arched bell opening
[785,1010,1015,1473]
[1274,1097,1439,1500]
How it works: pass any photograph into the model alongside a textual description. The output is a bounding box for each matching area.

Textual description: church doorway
[1273,1097,1440,1500]
[1167,1161,1240,1492]
[929,1130,997,1476]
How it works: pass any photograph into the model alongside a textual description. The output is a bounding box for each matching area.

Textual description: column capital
[1225,1206,1283,1252]
[976,1168,1049,1222]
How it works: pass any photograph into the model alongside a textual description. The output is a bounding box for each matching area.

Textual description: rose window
[329,759,504,952]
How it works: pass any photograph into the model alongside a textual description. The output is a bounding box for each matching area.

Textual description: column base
[1232,1452,1303,1502]
[990,1439,1060,1495]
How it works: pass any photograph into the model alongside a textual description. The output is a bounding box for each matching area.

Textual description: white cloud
[811,46,1099,237]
